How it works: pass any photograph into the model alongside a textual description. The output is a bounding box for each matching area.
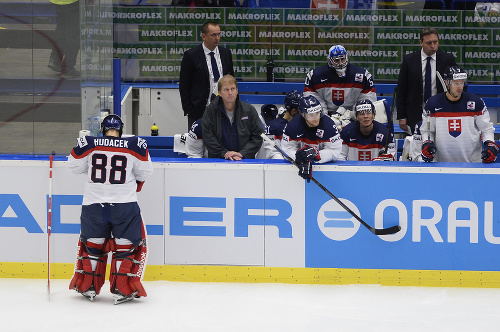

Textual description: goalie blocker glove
[297,161,313,182]
[421,140,436,162]
[295,146,320,164]
[481,140,499,163]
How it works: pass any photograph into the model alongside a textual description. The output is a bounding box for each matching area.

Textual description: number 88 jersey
[67,135,153,205]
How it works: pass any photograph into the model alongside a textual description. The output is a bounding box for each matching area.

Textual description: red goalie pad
[69,239,108,298]
[109,222,148,300]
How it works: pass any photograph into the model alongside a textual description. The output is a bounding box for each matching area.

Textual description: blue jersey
[268,117,288,139]
[339,120,395,161]
[281,115,342,163]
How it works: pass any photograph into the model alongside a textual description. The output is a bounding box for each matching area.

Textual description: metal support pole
[113,58,121,116]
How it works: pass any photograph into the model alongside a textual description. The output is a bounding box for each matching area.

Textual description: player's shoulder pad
[71,136,96,156]
[122,136,149,158]
[319,116,341,140]
[340,121,356,140]
[372,120,388,133]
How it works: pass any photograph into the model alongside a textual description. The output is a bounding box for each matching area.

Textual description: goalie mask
[327,45,349,78]
[284,90,302,114]
[101,114,124,137]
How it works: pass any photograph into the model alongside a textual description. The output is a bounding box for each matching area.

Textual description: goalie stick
[383,86,397,154]
[261,133,401,236]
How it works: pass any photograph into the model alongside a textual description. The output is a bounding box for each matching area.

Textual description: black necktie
[424,56,432,103]
[209,51,220,83]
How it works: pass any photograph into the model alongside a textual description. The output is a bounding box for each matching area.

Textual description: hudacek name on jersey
[93,138,129,148]
[75,136,149,160]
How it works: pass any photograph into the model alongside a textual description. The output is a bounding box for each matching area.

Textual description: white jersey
[185,119,207,158]
[401,121,424,162]
[67,135,154,205]
[304,63,376,115]
[421,92,494,162]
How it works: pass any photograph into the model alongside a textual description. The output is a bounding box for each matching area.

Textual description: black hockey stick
[383,86,397,154]
[261,133,401,236]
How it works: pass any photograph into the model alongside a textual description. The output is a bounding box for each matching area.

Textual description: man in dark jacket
[396,27,456,134]
[179,22,234,130]
[202,75,263,160]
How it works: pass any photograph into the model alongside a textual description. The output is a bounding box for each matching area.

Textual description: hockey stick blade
[261,133,401,236]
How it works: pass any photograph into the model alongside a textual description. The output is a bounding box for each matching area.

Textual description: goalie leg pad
[69,239,108,300]
[109,237,148,303]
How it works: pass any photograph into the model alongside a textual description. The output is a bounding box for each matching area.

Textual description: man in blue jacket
[201,75,263,160]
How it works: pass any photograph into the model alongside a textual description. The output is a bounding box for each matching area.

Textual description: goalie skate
[113,289,139,305]
[81,285,97,302]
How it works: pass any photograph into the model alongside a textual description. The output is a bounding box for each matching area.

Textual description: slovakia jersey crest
[331,89,344,103]
[316,129,324,138]
[376,133,383,142]
[448,118,462,138]
[358,150,372,161]
[355,73,363,82]
[467,101,475,110]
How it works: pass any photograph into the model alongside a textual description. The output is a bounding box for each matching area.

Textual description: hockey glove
[481,140,499,163]
[295,146,320,164]
[330,113,342,128]
[372,153,394,161]
[136,181,145,192]
[421,140,436,162]
[297,161,313,183]
[330,106,347,128]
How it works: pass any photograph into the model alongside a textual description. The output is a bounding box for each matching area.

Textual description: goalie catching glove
[421,140,436,162]
[295,146,320,163]
[481,140,499,163]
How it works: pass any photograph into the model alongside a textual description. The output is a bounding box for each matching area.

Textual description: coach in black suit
[396,27,457,134]
[179,22,235,130]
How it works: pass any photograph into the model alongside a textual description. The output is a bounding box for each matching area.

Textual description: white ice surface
[4,279,500,332]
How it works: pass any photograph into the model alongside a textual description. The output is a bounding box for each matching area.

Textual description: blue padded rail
[139,135,187,158]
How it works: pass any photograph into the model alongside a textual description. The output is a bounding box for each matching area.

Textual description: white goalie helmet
[327,45,349,78]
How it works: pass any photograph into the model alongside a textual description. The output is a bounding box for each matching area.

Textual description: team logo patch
[355,73,363,82]
[467,101,475,110]
[376,133,384,142]
[241,116,248,120]
[316,129,324,138]
[448,119,462,138]
[77,137,88,148]
[358,150,372,161]
[331,89,344,105]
